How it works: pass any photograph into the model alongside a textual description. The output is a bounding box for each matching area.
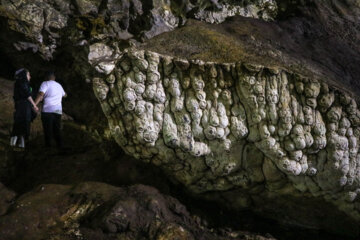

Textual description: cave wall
[0,0,360,237]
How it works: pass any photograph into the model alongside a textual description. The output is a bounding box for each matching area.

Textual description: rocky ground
[2,182,277,240]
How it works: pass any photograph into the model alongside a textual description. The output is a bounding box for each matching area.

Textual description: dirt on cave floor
[0,77,357,240]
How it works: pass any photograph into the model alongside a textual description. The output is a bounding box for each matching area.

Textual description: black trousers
[11,121,31,140]
[41,112,62,148]
[12,99,32,140]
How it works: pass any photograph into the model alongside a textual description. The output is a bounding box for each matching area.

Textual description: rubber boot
[10,136,18,146]
[19,136,25,148]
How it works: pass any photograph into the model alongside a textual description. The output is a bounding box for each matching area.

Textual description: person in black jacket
[9,68,38,148]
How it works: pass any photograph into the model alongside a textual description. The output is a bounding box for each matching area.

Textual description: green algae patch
[140,16,360,99]
[75,15,107,37]
[141,19,249,63]
[140,17,291,71]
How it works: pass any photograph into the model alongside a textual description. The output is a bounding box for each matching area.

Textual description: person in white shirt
[35,71,66,148]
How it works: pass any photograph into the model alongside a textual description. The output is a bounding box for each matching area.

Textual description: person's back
[35,71,66,148]
[40,80,65,114]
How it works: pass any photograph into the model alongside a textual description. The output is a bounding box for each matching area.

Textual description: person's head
[14,68,30,82]
[45,71,56,81]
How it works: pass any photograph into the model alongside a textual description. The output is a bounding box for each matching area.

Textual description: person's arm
[36,82,47,106]
[35,92,44,105]
[61,85,67,98]
[28,96,39,112]
[19,81,38,111]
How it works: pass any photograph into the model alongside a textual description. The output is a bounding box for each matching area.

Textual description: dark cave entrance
[0,51,16,79]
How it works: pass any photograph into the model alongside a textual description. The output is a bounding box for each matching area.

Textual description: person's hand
[33,105,39,112]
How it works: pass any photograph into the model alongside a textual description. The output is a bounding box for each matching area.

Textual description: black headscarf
[14,68,28,82]
[13,68,31,101]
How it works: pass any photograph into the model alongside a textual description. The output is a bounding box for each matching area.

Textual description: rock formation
[90,46,360,235]
[0,0,277,60]
[1,0,360,237]
[0,182,273,240]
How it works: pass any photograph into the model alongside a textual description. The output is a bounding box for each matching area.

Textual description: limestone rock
[92,47,360,236]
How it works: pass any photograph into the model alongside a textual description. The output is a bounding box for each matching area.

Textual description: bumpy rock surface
[90,45,360,234]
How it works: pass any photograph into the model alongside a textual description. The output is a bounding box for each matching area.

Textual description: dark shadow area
[0,51,15,79]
